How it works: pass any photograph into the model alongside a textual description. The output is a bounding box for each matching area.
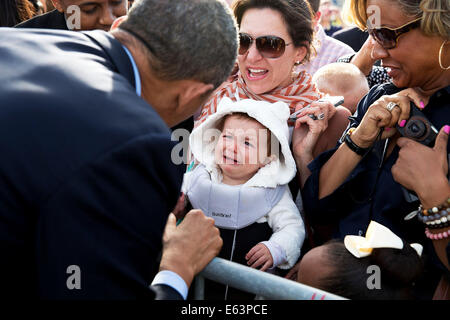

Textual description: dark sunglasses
[367,17,421,49]
[238,33,292,59]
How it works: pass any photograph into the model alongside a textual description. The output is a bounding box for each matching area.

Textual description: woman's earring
[291,62,300,79]
[370,48,376,60]
[438,41,449,70]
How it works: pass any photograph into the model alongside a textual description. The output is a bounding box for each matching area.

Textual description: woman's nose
[245,41,264,62]
[370,37,389,60]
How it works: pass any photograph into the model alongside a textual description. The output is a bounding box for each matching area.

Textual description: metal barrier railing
[195,257,347,300]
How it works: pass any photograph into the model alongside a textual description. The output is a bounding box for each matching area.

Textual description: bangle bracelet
[425,227,450,240]
[344,128,370,156]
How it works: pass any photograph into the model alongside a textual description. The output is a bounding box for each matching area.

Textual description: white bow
[344,221,423,258]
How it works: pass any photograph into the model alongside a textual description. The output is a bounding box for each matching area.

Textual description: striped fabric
[296,25,355,77]
[196,71,322,127]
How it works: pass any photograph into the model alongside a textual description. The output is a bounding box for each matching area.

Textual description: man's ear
[51,0,64,12]
[111,15,128,30]
[177,81,214,110]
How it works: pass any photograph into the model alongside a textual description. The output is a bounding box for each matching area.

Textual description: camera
[396,102,438,147]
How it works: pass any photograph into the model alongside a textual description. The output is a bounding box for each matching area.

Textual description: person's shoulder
[332,27,368,52]
[324,34,354,53]
[1,27,91,49]
[369,82,401,97]
[14,10,67,30]
[356,82,400,113]
[325,25,342,37]
[332,26,362,38]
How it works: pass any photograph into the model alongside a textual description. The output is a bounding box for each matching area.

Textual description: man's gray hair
[120,0,238,89]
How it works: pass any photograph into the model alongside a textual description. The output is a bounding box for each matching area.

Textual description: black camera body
[396,102,438,147]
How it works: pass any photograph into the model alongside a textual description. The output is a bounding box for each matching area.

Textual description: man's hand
[159,210,222,288]
[245,243,273,271]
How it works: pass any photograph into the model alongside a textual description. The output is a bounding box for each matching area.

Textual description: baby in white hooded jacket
[183,98,305,272]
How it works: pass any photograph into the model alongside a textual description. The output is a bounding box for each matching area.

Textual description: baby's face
[214,115,270,184]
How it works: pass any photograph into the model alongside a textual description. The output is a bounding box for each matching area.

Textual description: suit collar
[82,30,136,92]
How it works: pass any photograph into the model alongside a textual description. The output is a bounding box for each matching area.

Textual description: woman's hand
[351,93,415,148]
[292,100,350,188]
[392,125,449,208]
[292,100,335,160]
[392,126,450,272]
[396,87,430,108]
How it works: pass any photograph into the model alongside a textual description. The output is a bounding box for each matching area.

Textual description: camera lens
[406,119,426,138]
[410,123,420,134]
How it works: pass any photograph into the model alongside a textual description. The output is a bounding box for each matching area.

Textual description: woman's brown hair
[232,0,315,63]
[0,0,35,27]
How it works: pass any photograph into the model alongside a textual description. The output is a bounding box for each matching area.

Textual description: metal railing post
[198,257,346,300]
[194,274,205,300]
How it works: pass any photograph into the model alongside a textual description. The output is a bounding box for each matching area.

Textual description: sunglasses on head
[238,33,292,59]
[366,17,421,49]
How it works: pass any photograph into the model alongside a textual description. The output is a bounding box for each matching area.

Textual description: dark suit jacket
[15,9,68,30]
[332,26,368,52]
[0,29,184,300]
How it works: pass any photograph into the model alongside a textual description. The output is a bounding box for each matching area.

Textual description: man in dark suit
[332,26,369,52]
[15,0,127,31]
[0,0,237,299]
[16,1,196,134]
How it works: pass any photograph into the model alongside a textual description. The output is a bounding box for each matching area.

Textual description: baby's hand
[245,243,273,271]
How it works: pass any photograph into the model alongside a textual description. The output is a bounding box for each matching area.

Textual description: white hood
[189,98,297,188]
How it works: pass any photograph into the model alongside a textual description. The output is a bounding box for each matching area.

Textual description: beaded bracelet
[415,197,450,225]
[425,219,450,230]
[420,198,450,216]
[418,208,450,224]
[425,227,450,240]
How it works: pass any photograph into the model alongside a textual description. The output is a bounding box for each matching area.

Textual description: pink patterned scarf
[195,71,322,127]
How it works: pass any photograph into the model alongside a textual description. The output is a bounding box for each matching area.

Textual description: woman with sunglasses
[300,0,449,298]
[196,0,351,187]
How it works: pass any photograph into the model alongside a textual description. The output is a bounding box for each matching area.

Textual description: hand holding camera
[352,90,435,149]
[392,125,449,208]
[396,102,438,147]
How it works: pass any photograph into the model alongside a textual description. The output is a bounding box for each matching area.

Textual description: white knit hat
[190,98,296,187]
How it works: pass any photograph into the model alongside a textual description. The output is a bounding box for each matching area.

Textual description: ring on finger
[386,101,400,112]
[308,113,325,121]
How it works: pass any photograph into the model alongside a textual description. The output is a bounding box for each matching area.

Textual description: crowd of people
[0,0,448,301]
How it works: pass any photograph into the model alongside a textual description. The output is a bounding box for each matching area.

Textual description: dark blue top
[0,29,184,299]
[15,9,68,30]
[302,83,450,295]
[302,83,450,242]
[332,26,368,52]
